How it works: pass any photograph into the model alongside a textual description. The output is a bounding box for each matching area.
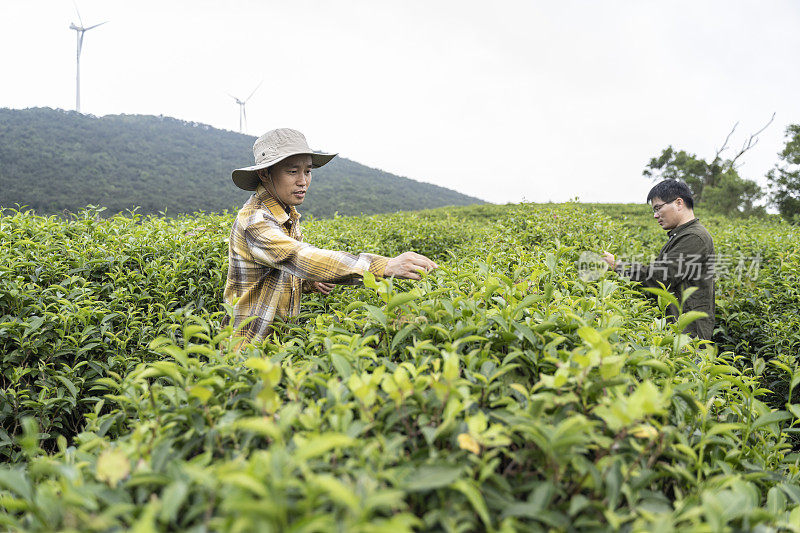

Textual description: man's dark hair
[646,179,694,209]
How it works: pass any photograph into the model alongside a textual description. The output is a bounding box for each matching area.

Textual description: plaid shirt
[224,185,388,343]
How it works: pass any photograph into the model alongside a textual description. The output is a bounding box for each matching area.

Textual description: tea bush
[2,202,800,531]
[0,207,230,458]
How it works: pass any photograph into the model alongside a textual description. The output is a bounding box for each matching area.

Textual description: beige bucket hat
[232,128,337,191]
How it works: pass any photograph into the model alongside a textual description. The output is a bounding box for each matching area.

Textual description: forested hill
[0,107,485,218]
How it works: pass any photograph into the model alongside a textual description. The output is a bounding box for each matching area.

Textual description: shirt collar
[668,217,698,238]
[255,184,301,225]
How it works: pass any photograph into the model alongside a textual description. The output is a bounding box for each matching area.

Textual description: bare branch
[729,112,776,169]
[714,121,739,163]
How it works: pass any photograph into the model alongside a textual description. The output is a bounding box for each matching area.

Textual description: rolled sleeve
[368,255,389,278]
[243,217,387,284]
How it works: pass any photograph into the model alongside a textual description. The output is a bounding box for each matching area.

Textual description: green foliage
[701,172,764,216]
[643,146,710,195]
[644,146,764,216]
[1,202,800,531]
[768,124,800,222]
[0,108,484,218]
[0,206,229,459]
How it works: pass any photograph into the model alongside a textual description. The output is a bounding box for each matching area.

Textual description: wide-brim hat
[232,128,337,191]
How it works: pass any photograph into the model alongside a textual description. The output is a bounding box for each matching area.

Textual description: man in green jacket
[602,179,715,340]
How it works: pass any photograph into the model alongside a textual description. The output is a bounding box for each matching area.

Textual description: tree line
[2,107,797,220]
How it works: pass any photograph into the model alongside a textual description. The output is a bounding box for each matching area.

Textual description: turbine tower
[69,3,107,113]
[229,81,263,133]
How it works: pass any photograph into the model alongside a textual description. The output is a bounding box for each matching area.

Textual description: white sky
[1,0,799,204]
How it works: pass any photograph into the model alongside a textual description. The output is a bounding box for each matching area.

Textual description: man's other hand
[601,251,616,270]
[384,252,438,280]
[311,281,335,295]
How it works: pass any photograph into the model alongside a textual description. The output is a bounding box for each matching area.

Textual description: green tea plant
[1,202,800,531]
[0,207,229,458]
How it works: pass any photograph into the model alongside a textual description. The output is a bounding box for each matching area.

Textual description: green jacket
[617,218,715,340]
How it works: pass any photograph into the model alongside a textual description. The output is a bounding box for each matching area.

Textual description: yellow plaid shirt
[224,185,388,342]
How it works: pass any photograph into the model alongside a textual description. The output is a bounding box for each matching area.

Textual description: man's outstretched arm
[238,218,436,284]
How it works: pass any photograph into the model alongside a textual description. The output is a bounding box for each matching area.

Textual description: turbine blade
[85,21,108,31]
[73,0,84,27]
[245,80,263,103]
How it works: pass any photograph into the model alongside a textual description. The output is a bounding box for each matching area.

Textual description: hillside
[0,107,484,217]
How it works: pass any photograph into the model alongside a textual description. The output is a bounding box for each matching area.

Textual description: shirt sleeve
[615,233,708,289]
[240,216,388,284]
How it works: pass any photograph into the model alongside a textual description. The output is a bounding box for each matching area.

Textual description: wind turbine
[228,81,263,133]
[69,3,107,113]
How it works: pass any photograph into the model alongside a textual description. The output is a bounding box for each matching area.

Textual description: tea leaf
[404,466,462,491]
[96,448,130,487]
[452,479,491,528]
[295,434,355,461]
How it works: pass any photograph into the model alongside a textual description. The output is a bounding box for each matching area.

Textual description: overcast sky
[2,1,798,204]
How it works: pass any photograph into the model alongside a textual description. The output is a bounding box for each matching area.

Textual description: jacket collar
[668,217,698,238]
[255,184,301,225]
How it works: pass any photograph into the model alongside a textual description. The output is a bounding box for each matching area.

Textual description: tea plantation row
[1,203,800,531]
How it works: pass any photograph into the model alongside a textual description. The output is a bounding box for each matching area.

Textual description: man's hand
[601,251,616,270]
[311,281,335,295]
[384,251,438,280]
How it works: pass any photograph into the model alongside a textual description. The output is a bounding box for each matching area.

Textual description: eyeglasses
[652,199,675,213]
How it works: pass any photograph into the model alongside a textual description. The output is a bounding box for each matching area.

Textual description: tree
[643,115,774,216]
[767,124,800,222]
[701,172,763,216]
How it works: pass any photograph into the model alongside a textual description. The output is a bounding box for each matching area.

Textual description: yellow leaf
[509,383,528,397]
[631,424,658,440]
[96,448,130,487]
[189,385,212,403]
[244,357,270,372]
[443,352,460,382]
[458,433,480,455]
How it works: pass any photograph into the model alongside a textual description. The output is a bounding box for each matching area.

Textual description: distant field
[1,202,799,531]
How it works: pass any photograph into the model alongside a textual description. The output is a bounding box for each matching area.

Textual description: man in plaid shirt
[225,128,437,344]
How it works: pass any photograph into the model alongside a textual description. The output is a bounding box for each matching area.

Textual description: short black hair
[646,179,694,209]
